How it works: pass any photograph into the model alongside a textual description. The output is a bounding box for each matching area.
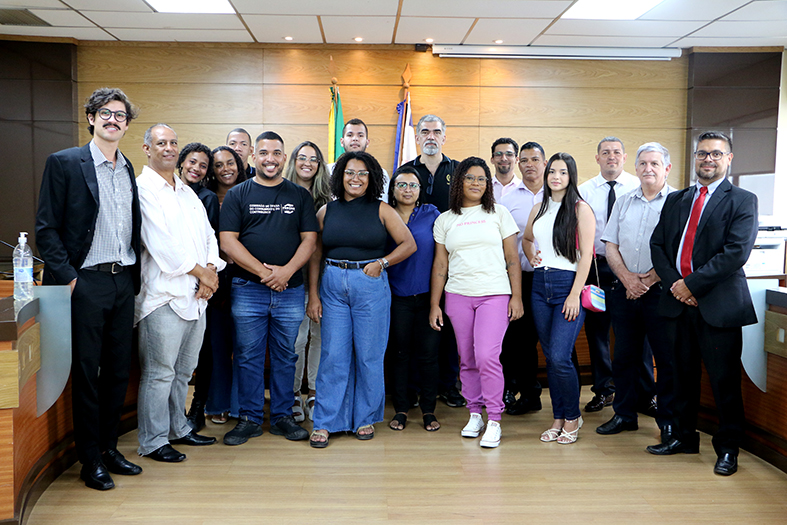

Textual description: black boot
[186,398,206,432]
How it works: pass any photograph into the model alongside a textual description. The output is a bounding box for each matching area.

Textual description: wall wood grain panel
[480,57,688,89]
[75,43,688,185]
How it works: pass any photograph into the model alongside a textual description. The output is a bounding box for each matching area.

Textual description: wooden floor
[28,387,787,524]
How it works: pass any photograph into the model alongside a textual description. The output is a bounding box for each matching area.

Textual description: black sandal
[389,412,407,431]
[423,413,440,432]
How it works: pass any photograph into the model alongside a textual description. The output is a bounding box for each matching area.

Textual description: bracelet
[377,259,385,271]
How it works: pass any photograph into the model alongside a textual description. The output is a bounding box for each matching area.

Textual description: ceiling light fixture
[494,39,503,44]
[284,36,293,41]
[562,0,665,20]
[354,37,363,42]
[425,38,434,43]
[147,0,234,14]
[433,44,681,61]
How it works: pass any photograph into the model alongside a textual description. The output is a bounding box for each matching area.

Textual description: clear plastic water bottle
[13,231,34,315]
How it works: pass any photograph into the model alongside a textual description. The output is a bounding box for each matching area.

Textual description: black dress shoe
[143,444,186,463]
[659,424,675,444]
[596,414,638,435]
[102,449,142,475]
[171,429,217,446]
[584,393,614,412]
[80,460,114,491]
[506,397,542,415]
[646,438,699,455]
[503,390,517,410]
[186,398,206,432]
[714,453,738,476]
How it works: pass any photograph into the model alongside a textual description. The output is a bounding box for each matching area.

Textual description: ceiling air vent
[0,9,51,26]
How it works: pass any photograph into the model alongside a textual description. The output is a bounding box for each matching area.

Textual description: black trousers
[583,257,655,400]
[608,283,674,428]
[666,307,745,456]
[70,268,134,465]
[191,307,213,405]
[500,271,542,401]
[437,296,460,392]
[389,293,440,414]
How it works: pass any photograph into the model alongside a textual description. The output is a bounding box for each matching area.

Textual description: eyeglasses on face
[97,108,128,122]
[296,155,320,163]
[492,151,516,158]
[694,150,728,161]
[394,182,420,190]
[463,175,488,184]
[344,169,369,179]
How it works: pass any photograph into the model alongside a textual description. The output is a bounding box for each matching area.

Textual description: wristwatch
[378,258,390,269]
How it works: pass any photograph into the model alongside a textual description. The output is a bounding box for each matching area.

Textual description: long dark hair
[388,165,425,208]
[284,141,331,211]
[330,151,385,203]
[449,157,495,215]
[533,152,582,264]
[204,145,248,192]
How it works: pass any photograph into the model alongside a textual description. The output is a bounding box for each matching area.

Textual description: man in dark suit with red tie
[647,131,758,476]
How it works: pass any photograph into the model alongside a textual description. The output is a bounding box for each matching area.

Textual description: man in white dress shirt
[135,124,226,463]
[578,137,655,414]
[490,137,520,202]
[327,118,389,201]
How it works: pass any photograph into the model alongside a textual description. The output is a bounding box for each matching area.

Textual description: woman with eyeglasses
[522,152,595,445]
[199,146,249,426]
[284,141,331,423]
[429,157,522,448]
[385,166,442,432]
[307,151,416,448]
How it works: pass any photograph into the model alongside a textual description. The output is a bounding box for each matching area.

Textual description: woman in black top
[306,151,416,448]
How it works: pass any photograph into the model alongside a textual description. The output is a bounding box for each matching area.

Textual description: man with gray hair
[135,124,225,462]
[596,142,676,439]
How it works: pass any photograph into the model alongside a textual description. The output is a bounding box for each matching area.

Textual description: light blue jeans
[137,304,205,455]
[313,263,391,433]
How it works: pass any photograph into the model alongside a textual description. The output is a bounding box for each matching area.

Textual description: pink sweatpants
[444,293,510,420]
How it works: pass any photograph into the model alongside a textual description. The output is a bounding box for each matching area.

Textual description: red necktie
[680,186,708,278]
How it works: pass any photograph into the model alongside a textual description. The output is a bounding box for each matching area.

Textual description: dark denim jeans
[231,278,304,425]
[532,268,585,421]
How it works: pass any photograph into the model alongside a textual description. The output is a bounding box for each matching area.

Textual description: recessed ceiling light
[147,0,234,14]
[354,37,363,42]
[562,0,665,20]
[425,38,434,43]
[494,39,503,44]
[284,36,293,41]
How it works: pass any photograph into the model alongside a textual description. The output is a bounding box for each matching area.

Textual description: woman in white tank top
[522,152,595,445]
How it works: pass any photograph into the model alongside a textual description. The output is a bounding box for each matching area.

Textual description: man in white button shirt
[135,124,226,463]
[327,118,390,201]
[596,142,676,439]
[490,138,519,202]
[579,137,655,414]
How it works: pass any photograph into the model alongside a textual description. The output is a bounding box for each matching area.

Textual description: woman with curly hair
[284,141,331,422]
[307,151,416,448]
[429,157,523,448]
[204,146,247,205]
[522,152,595,445]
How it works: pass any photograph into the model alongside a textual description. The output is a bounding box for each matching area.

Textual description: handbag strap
[576,229,600,286]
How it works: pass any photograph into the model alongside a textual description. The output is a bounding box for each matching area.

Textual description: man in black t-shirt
[220,131,318,446]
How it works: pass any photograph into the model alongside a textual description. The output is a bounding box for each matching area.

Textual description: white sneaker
[461,413,485,438]
[292,395,305,423]
[480,420,501,448]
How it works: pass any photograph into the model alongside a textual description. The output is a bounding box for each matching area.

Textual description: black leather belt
[85,262,125,274]
[325,259,372,270]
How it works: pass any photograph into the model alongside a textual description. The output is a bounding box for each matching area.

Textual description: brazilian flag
[328,86,345,163]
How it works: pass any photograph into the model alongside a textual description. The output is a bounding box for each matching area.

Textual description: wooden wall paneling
[477,127,686,187]
[407,86,480,127]
[0,410,12,520]
[480,56,689,89]
[263,48,481,86]
[77,44,264,85]
[479,87,687,129]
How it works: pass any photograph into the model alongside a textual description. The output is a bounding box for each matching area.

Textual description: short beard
[422,144,439,156]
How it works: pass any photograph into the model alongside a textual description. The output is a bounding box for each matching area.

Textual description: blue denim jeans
[313,263,391,433]
[532,268,586,421]
[231,278,304,425]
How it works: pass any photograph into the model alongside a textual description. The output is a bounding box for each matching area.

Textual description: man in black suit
[647,131,758,476]
[35,87,143,490]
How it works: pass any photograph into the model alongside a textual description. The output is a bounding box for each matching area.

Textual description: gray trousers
[137,303,206,455]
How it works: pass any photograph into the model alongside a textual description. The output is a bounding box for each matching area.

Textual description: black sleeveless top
[323,198,386,261]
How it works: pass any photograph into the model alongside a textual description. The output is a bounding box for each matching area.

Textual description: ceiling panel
[320,15,396,44]
[107,28,253,42]
[0,0,62,7]
[28,8,95,27]
[401,0,571,18]
[675,36,787,47]
[0,24,113,39]
[639,0,752,21]
[59,0,152,11]
[244,15,323,44]
[533,34,680,48]
[721,0,787,20]
[394,16,474,44]
[231,0,399,16]
[83,12,244,30]
[465,18,553,46]
[692,20,787,37]
[547,19,706,37]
